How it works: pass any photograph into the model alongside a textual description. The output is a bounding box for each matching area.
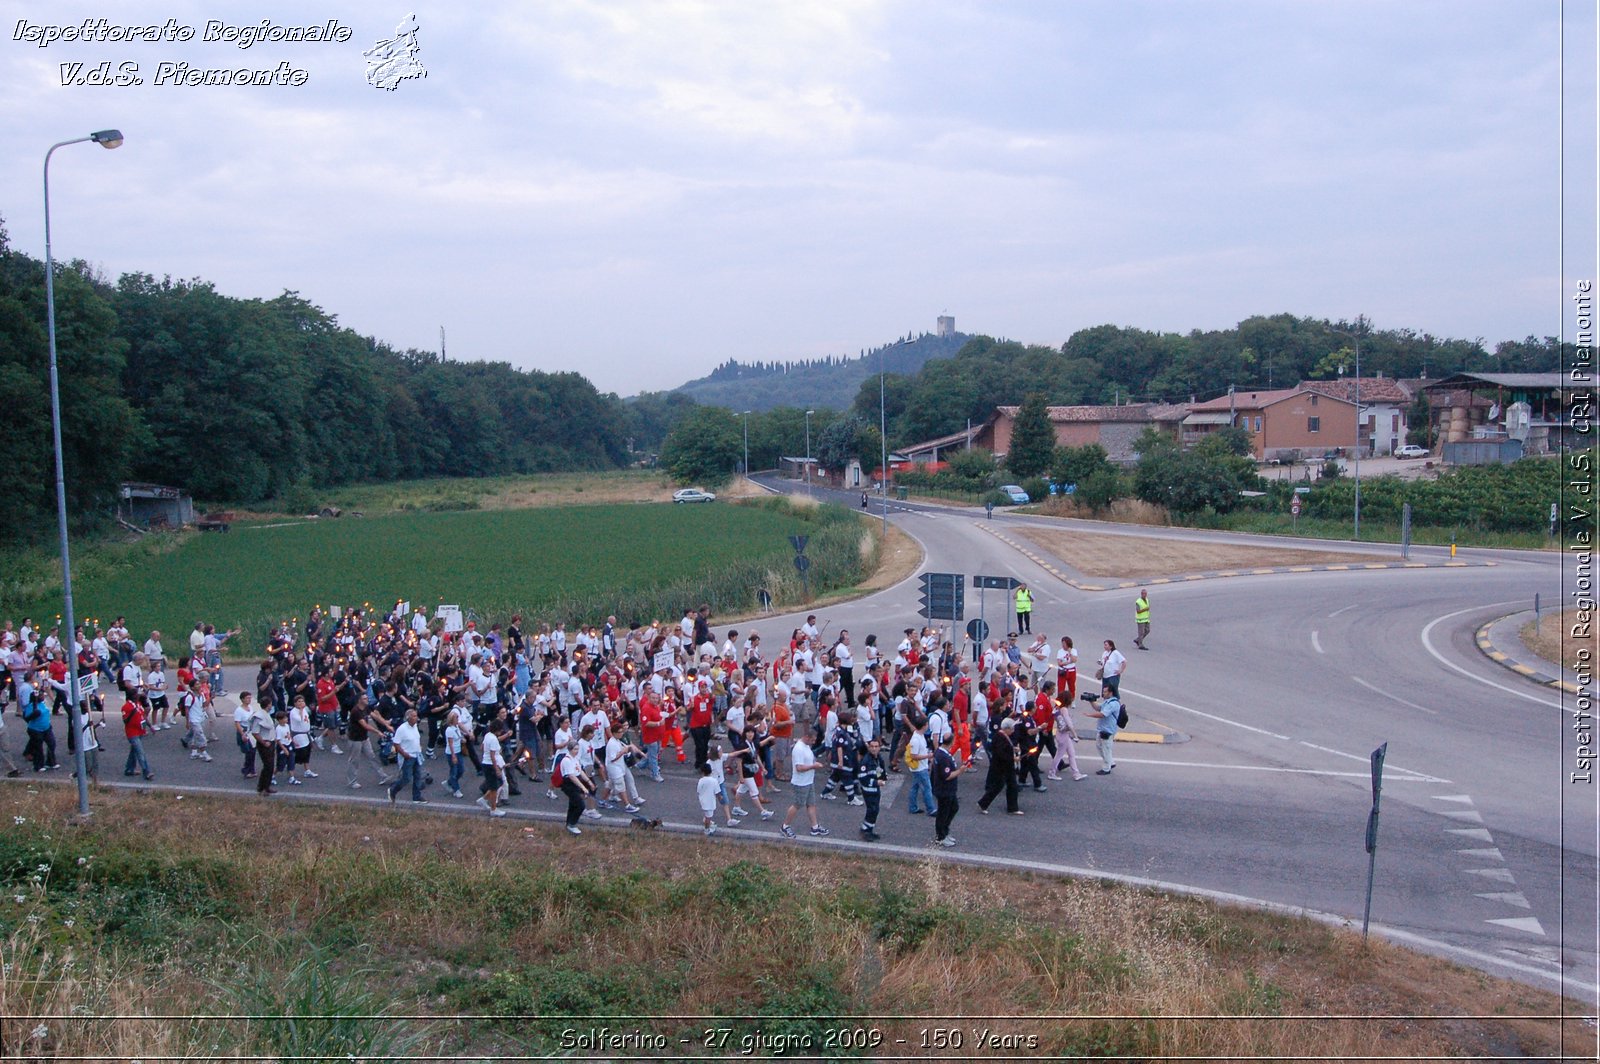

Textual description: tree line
[851,316,1571,448]
[0,223,649,541]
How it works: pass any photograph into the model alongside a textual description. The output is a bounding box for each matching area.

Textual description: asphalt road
[8,478,1593,999]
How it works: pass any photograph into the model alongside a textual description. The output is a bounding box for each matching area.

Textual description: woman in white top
[443,708,467,797]
[287,697,315,783]
[603,732,644,810]
[1099,640,1126,698]
[1055,636,1079,704]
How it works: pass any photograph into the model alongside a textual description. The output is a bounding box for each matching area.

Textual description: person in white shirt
[287,696,316,782]
[145,665,171,730]
[557,739,592,834]
[603,732,644,810]
[143,631,165,670]
[182,683,212,762]
[696,762,722,835]
[832,632,856,706]
[467,654,496,714]
[475,725,507,816]
[388,709,428,803]
[1098,640,1127,698]
[443,708,467,798]
[779,737,828,838]
[800,615,820,643]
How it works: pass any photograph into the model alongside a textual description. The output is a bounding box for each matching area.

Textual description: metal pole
[44,135,102,818]
[741,410,750,479]
[880,348,889,538]
[1354,317,1362,541]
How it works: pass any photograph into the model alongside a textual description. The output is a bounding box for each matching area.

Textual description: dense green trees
[1132,428,1262,516]
[1006,394,1055,477]
[0,224,638,537]
[815,415,883,475]
[660,405,742,486]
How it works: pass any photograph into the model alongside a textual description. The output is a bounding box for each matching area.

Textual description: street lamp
[804,410,815,494]
[740,410,751,480]
[1332,316,1368,540]
[44,128,123,817]
[881,337,914,538]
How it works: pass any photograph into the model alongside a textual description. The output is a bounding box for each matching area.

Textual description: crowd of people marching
[0,589,1146,847]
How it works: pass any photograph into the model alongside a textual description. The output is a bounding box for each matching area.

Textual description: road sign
[973,575,1021,590]
[1293,486,1311,494]
[965,618,989,643]
[793,555,811,573]
[789,534,809,554]
[757,588,772,609]
[1362,741,1388,942]
[1290,496,1301,517]
[919,572,965,621]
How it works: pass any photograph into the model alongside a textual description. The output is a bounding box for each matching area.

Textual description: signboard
[652,650,675,674]
[793,555,811,572]
[789,534,809,554]
[1290,496,1301,517]
[965,618,990,643]
[77,672,98,700]
[436,604,464,633]
[973,575,1022,590]
[1293,486,1311,494]
[919,572,965,621]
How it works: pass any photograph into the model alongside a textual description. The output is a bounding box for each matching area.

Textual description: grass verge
[1520,607,1587,674]
[0,787,1587,1060]
[1017,528,1377,580]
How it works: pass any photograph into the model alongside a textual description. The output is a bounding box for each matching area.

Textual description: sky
[1,1,1594,396]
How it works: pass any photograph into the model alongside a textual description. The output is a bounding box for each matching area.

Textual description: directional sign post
[1361,741,1388,944]
[918,573,964,622]
[791,535,812,600]
[965,618,989,645]
[1291,493,1301,531]
[972,575,1020,656]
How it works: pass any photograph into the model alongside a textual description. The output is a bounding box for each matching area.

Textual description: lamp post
[881,337,914,538]
[1332,316,1367,540]
[44,128,123,818]
[740,410,751,479]
[804,409,814,494]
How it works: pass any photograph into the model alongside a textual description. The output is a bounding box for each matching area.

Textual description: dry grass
[0,786,1589,1062]
[1520,608,1588,674]
[857,522,923,592]
[1033,495,1172,525]
[1019,527,1379,580]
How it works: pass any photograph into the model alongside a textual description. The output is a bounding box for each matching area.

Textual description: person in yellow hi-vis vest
[1134,589,1151,650]
[1014,583,1033,634]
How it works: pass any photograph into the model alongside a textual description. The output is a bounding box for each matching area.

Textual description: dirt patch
[857,522,923,592]
[1019,528,1380,580]
[1519,608,1586,673]
[480,476,677,509]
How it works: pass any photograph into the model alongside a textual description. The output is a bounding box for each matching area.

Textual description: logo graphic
[364,13,425,90]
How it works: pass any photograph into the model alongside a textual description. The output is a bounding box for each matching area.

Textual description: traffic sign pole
[1362,742,1387,944]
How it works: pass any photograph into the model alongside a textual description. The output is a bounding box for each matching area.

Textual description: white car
[1394,444,1429,459]
[672,488,717,504]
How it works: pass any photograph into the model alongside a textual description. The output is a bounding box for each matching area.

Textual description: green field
[17,499,872,654]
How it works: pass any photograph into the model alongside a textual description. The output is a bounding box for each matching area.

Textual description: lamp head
[90,129,123,149]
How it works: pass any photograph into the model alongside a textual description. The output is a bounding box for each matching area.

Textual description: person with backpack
[1084,689,1125,775]
[20,672,58,772]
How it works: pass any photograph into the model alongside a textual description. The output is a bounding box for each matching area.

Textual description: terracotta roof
[1187,387,1350,412]
[1299,378,1412,404]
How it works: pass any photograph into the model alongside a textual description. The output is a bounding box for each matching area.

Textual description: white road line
[1419,602,1563,708]
[1124,689,1292,741]
[1110,758,1442,780]
[1311,630,1324,654]
[1329,604,1360,618]
[1296,740,1448,782]
[1351,675,1438,715]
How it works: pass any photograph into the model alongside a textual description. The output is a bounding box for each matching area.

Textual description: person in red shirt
[951,678,973,766]
[638,691,666,781]
[121,693,153,779]
[314,672,341,751]
[1034,681,1060,778]
[687,679,715,771]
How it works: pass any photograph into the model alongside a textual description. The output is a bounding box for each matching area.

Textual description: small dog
[630,814,663,830]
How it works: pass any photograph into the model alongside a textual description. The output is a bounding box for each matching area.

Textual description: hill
[672,331,970,412]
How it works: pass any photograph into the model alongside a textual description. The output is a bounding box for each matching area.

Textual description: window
[1310,393,1319,406]
[1308,416,1321,433]
[1254,416,1262,432]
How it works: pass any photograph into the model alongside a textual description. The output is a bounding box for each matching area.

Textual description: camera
[1079,692,1099,704]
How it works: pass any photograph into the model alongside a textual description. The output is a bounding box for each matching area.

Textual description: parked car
[672,488,717,504]
[998,484,1030,505]
[1394,444,1429,459]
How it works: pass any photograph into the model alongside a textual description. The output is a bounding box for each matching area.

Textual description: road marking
[1311,630,1324,654]
[1125,689,1292,741]
[1351,675,1437,715]
[1296,740,1445,782]
[1486,916,1546,936]
[1439,809,1485,823]
[1107,758,1442,780]
[1466,867,1517,882]
[1476,891,1531,908]
[1457,847,1504,860]
[1420,602,1563,708]
[1329,604,1360,618]
[1447,827,1495,842]
[1432,794,1475,804]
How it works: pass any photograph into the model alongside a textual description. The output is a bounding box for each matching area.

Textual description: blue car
[999,484,1030,505]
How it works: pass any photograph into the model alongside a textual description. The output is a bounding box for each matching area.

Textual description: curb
[974,523,1495,591]
[1474,618,1581,695]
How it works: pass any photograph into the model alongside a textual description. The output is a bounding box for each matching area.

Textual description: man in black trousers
[931,730,970,846]
[977,717,1022,815]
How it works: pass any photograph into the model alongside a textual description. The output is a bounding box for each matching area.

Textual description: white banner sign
[436,605,464,633]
